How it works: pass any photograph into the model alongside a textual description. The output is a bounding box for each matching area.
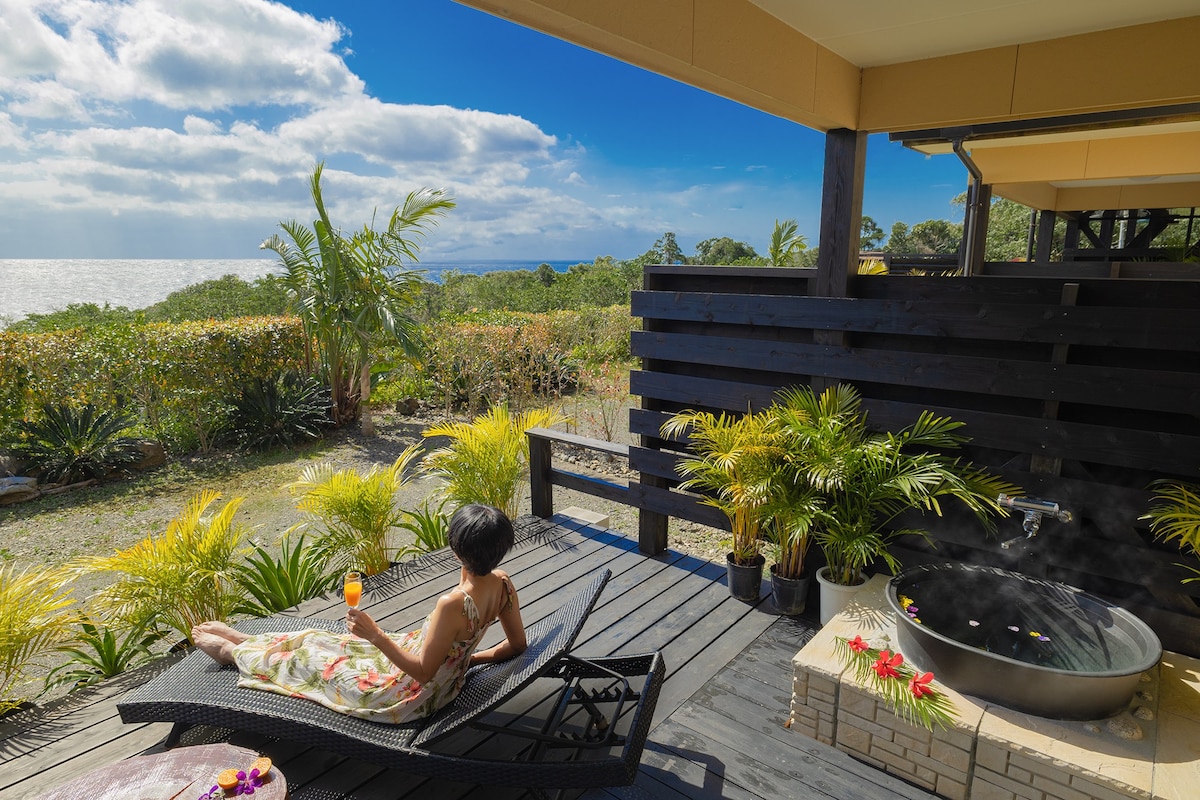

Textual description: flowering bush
[834,635,957,730]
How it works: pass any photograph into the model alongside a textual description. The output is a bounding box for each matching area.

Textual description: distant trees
[883,219,962,255]
[694,236,760,265]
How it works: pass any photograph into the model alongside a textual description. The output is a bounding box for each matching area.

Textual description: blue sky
[0,0,968,262]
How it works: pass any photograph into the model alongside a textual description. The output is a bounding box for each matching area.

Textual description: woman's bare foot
[193,630,237,666]
[193,620,250,645]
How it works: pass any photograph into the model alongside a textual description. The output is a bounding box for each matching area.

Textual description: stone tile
[1031,774,1093,800]
[971,777,1018,800]
[556,506,610,528]
[975,764,1047,800]
[931,737,972,773]
[979,703,1154,797]
[1158,650,1200,725]
[792,574,893,681]
[936,773,969,800]
[1152,710,1200,800]
[1068,773,1151,800]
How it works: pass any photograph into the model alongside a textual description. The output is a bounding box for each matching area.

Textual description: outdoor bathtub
[887,563,1162,720]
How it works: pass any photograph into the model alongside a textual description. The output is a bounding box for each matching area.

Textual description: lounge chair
[118,570,664,791]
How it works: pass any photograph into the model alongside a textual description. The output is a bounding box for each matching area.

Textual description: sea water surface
[0,258,584,323]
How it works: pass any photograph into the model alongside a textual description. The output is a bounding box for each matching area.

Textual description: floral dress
[232,589,490,724]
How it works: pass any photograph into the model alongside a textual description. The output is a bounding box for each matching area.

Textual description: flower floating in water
[1037,634,1050,642]
[899,595,914,609]
[1008,625,1020,632]
[909,671,935,699]
[872,650,904,679]
[968,620,980,627]
[848,635,869,653]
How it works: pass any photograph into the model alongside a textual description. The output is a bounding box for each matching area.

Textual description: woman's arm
[470,575,527,667]
[346,594,463,685]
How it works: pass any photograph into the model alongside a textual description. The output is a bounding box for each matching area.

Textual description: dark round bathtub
[887,563,1162,720]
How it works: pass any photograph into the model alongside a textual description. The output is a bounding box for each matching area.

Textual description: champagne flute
[344,570,363,610]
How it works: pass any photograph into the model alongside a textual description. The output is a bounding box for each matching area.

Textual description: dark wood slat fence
[629,265,1200,656]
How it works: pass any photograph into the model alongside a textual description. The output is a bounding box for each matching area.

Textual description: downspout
[953,139,983,276]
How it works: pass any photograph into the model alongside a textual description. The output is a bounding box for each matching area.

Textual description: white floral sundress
[232,589,491,724]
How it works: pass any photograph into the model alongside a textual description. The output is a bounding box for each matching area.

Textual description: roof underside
[455,0,1200,210]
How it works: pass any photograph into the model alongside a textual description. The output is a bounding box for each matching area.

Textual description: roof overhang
[455,0,1200,210]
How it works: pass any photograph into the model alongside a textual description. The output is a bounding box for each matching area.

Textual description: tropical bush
[396,498,451,559]
[1143,480,1200,582]
[287,445,425,576]
[234,534,342,616]
[44,617,163,693]
[262,161,454,432]
[226,372,331,452]
[421,405,570,521]
[0,564,76,714]
[8,402,144,484]
[80,490,252,643]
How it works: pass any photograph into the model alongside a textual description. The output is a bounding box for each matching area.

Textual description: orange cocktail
[344,571,363,609]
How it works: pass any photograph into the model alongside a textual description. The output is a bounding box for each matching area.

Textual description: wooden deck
[0,515,937,800]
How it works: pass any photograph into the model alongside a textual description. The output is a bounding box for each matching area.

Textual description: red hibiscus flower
[848,635,869,653]
[909,671,935,699]
[872,650,903,679]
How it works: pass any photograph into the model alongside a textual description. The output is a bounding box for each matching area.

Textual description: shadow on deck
[0,515,937,800]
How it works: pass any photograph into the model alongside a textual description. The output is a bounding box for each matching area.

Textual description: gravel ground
[1,400,725,708]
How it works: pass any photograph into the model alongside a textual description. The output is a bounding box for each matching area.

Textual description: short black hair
[448,504,514,576]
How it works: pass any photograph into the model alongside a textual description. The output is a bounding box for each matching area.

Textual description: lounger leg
[163,722,192,749]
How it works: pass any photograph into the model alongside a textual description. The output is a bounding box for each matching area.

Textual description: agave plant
[660,407,784,566]
[44,616,163,693]
[234,533,342,616]
[0,564,76,714]
[80,490,252,643]
[1143,480,1200,583]
[11,402,144,484]
[421,405,570,521]
[287,444,424,576]
[227,371,331,452]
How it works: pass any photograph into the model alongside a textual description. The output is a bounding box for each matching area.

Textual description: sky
[0,0,970,263]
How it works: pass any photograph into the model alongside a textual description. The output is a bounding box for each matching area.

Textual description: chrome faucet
[998,493,1073,549]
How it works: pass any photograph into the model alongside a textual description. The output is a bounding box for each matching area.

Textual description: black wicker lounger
[118,570,665,791]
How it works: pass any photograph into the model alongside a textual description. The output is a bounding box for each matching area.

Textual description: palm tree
[1143,480,1200,582]
[768,218,808,266]
[262,162,454,432]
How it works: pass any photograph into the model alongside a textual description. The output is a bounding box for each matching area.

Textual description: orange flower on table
[909,671,936,699]
[847,635,869,653]
[872,650,903,679]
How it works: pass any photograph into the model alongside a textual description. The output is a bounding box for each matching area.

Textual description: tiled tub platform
[788,577,1200,800]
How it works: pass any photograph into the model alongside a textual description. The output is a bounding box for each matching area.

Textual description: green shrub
[80,490,252,643]
[234,534,341,616]
[9,403,144,484]
[0,317,307,455]
[421,405,569,521]
[45,617,163,693]
[396,498,451,559]
[0,564,76,714]
[227,372,330,452]
[287,445,424,576]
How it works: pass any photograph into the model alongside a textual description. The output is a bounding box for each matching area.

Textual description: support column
[966,183,992,274]
[1035,210,1056,263]
[813,128,866,393]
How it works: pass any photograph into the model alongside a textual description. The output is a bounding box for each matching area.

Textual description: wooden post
[1035,210,1056,263]
[527,429,553,518]
[813,128,866,392]
[967,183,992,274]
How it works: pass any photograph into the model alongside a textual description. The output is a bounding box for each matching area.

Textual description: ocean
[0,258,587,323]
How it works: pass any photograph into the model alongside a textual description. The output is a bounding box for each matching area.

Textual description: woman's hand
[345,608,384,644]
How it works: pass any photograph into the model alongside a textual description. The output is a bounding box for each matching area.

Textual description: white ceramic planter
[815,566,866,625]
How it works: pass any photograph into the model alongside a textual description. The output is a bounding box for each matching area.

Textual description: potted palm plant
[772,384,1017,624]
[1143,480,1200,583]
[661,408,782,601]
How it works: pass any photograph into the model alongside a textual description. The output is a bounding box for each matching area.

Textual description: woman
[193,504,527,723]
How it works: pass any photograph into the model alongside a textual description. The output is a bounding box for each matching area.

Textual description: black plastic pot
[726,553,765,602]
[769,564,811,615]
